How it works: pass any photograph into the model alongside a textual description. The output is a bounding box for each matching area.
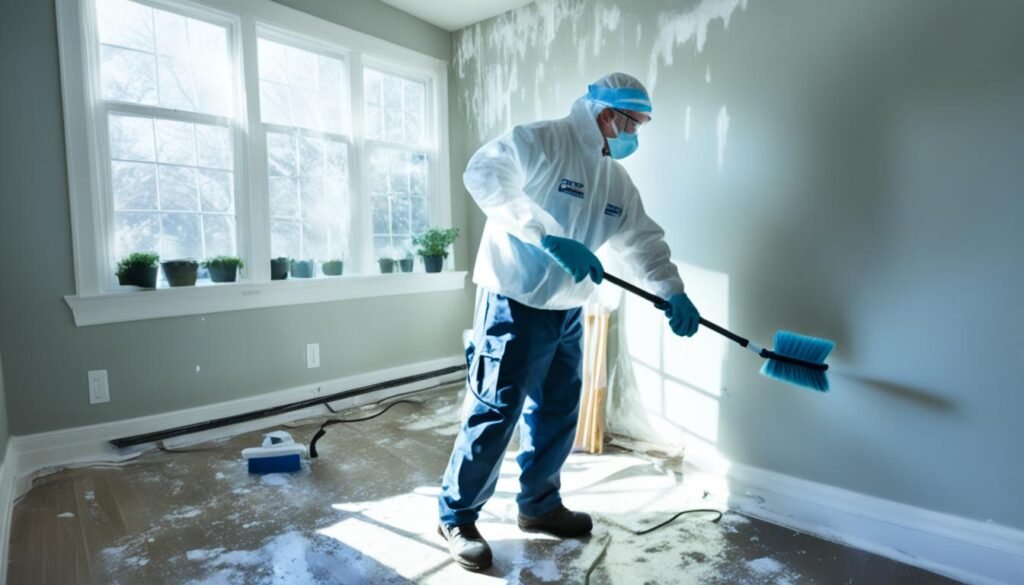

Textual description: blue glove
[541,235,604,284]
[665,293,700,337]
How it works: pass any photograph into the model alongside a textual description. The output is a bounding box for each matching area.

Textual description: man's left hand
[665,293,700,337]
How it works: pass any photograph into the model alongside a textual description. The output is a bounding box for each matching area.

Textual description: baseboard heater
[109,364,467,449]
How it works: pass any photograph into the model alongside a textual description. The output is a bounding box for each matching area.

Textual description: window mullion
[348,51,369,275]
[240,14,271,281]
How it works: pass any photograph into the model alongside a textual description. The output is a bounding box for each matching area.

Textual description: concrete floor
[8,384,961,584]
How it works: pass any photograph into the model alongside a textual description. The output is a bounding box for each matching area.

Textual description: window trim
[57,0,458,326]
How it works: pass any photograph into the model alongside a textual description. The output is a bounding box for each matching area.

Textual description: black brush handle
[602,272,749,347]
[603,272,827,371]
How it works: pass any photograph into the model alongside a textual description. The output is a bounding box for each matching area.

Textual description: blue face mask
[608,131,638,159]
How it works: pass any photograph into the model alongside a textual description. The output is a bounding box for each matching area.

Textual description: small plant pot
[162,260,199,287]
[271,257,289,280]
[322,261,344,276]
[118,265,158,288]
[378,259,395,274]
[207,264,238,283]
[422,255,444,273]
[290,259,315,278]
[398,258,414,273]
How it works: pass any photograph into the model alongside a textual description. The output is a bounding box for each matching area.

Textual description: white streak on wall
[454,0,586,139]
[716,105,730,171]
[706,64,712,83]
[593,5,622,56]
[648,0,749,90]
[635,23,643,47]
[534,62,546,121]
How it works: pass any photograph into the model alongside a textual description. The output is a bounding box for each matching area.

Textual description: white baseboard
[0,442,16,585]
[7,356,465,500]
[684,453,1024,585]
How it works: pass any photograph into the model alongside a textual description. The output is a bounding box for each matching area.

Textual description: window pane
[109,115,156,162]
[259,80,292,127]
[365,69,426,145]
[97,0,154,52]
[161,213,202,259]
[256,38,288,83]
[109,113,236,266]
[112,162,157,211]
[98,0,230,115]
[101,46,158,105]
[195,125,231,170]
[411,197,429,234]
[257,38,345,134]
[369,148,429,259]
[158,166,199,211]
[203,214,235,258]
[198,169,232,212]
[269,177,299,218]
[298,135,324,177]
[364,69,382,106]
[267,132,296,177]
[371,196,389,235]
[268,133,349,261]
[155,119,196,165]
[115,212,160,259]
[271,219,301,259]
[325,141,347,178]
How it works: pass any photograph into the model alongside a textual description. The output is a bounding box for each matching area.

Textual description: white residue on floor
[259,473,289,487]
[748,556,784,574]
[166,506,202,520]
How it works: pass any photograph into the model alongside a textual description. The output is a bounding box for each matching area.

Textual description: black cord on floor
[309,399,422,458]
[627,508,723,535]
[584,509,723,583]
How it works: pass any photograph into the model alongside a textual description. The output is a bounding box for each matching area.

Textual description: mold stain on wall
[453,0,750,142]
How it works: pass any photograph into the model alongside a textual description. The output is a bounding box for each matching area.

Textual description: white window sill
[64,271,468,326]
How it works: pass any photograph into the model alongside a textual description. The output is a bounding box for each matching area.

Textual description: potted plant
[271,257,289,280]
[116,251,159,288]
[398,252,414,273]
[290,258,315,278]
[162,259,199,287]
[414,227,460,273]
[378,257,395,274]
[202,255,244,283]
[322,259,344,276]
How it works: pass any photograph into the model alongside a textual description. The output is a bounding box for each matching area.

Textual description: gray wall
[0,352,8,463]
[451,0,1024,529]
[0,0,472,436]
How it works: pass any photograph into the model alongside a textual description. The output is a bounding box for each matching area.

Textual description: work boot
[437,523,493,571]
[518,504,593,537]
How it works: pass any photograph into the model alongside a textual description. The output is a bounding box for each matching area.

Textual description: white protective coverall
[465,88,685,309]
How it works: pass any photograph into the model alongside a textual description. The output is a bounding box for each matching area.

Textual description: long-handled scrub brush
[603,272,834,392]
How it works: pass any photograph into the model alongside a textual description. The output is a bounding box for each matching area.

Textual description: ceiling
[377,0,536,32]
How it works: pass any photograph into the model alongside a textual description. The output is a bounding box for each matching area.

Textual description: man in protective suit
[437,72,701,572]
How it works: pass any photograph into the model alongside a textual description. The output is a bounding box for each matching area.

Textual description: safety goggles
[613,108,648,135]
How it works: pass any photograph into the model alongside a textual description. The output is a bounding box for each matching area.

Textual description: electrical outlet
[306,343,320,368]
[88,370,110,404]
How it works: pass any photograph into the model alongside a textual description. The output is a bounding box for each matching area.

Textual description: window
[97,0,237,267]
[365,67,431,259]
[58,0,458,324]
[258,37,350,266]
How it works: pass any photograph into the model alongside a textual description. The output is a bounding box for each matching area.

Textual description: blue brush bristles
[760,330,835,392]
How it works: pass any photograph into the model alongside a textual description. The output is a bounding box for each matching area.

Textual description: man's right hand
[541,235,604,284]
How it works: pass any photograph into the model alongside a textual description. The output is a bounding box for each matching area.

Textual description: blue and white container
[242,430,307,474]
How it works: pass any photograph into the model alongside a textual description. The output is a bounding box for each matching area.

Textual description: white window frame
[57,0,462,326]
